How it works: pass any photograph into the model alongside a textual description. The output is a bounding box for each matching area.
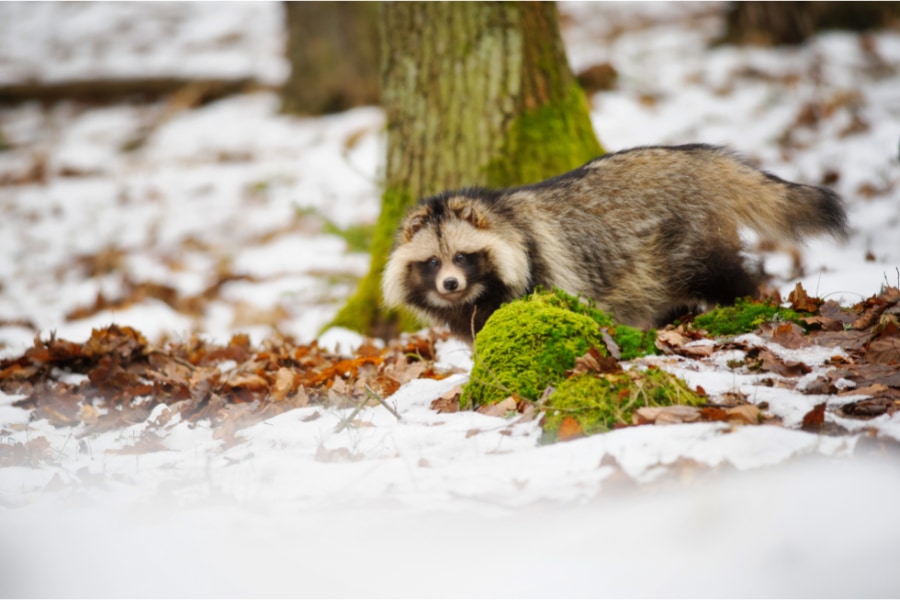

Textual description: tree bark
[281,2,380,115]
[329,1,603,339]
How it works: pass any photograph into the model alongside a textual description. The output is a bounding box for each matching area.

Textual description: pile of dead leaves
[0,325,457,435]
[2,284,899,445]
[650,283,900,432]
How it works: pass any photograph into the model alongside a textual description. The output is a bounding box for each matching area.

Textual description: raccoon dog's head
[382,193,530,319]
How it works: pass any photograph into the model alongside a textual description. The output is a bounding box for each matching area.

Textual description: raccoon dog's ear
[401,207,431,243]
[446,197,489,229]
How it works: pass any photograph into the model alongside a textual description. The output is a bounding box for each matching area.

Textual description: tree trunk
[328,1,603,339]
[720,2,899,46]
[281,2,380,115]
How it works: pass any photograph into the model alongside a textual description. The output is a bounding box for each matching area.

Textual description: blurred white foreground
[3,455,897,597]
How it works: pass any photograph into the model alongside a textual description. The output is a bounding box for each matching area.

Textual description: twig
[334,395,369,433]
[333,386,402,433]
[365,385,401,421]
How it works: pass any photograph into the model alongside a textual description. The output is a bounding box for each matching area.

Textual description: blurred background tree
[281,2,380,115]
[720,1,899,46]
[321,1,603,339]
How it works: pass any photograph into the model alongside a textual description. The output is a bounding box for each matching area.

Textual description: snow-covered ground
[1,2,900,596]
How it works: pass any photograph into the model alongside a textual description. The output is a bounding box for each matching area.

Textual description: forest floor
[1,2,900,597]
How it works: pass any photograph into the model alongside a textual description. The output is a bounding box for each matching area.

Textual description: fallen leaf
[633,405,701,425]
[866,337,900,365]
[569,347,621,376]
[819,300,857,326]
[756,348,811,377]
[656,330,715,358]
[270,367,297,402]
[812,329,874,351]
[802,316,844,332]
[431,385,461,413]
[599,328,621,360]
[725,404,761,425]
[839,399,892,418]
[787,282,822,312]
[556,416,585,441]
[760,322,809,349]
[477,396,518,417]
[699,406,729,422]
[801,403,826,432]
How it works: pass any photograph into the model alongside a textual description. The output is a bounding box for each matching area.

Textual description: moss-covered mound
[538,288,658,360]
[540,367,706,442]
[692,297,807,337]
[460,289,656,409]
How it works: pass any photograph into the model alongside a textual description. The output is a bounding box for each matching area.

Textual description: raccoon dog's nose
[442,277,459,292]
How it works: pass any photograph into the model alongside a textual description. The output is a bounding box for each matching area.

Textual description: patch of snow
[317,327,370,356]
[1,4,899,596]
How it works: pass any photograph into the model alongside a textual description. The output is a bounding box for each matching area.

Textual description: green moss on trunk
[326,188,421,338]
[484,82,603,187]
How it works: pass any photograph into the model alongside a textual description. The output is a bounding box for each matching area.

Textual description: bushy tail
[769,175,848,240]
[713,149,848,242]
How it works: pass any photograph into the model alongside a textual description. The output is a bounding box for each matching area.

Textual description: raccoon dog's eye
[453,253,467,265]
[426,257,440,269]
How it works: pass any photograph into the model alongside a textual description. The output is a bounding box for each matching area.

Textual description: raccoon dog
[382,144,847,342]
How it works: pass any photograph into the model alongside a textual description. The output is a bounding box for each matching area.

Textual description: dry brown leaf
[756,348,811,377]
[329,376,350,396]
[383,358,428,385]
[569,347,621,376]
[556,416,585,441]
[768,322,809,349]
[477,396,518,417]
[787,282,822,313]
[633,405,701,425]
[431,385,461,413]
[270,367,297,402]
[819,300,857,326]
[845,383,890,397]
[290,386,311,408]
[801,402,827,431]
[866,337,900,365]
[802,316,844,332]
[227,373,268,390]
[655,330,689,354]
[726,404,761,425]
[655,330,714,358]
[699,406,729,422]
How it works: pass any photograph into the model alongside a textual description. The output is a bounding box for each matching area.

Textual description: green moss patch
[693,298,807,337]
[459,289,706,443]
[541,367,706,442]
[461,289,656,409]
[527,289,658,360]
[461,292,606,409]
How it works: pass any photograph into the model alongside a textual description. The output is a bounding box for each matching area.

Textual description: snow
[2,2,900,596]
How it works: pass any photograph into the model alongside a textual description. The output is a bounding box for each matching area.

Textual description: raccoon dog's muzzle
[426,253,482,307]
